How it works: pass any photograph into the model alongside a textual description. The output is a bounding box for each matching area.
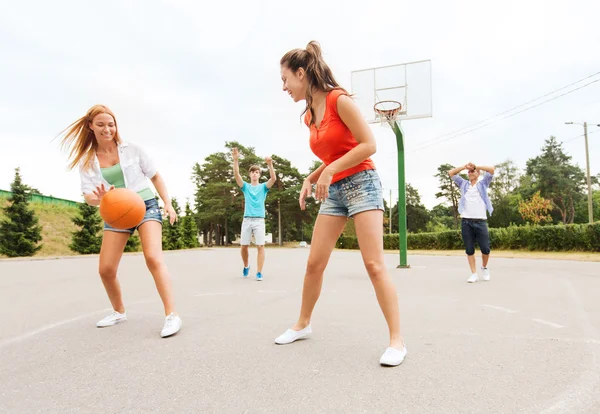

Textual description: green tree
[70,203,103,254]
[265,155,316,243]
[435,163,463,229]
[523,136,586,224]
[181,201,200,248]
[0,168,43,257]
[124,235,140,252]
[162,198,183,250]
[390,184,430,233]
[426,204,455,232]
[487,159,523,228]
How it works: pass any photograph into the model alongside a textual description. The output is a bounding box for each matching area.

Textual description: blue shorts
[319,169,384,217]
[103,198,162,234]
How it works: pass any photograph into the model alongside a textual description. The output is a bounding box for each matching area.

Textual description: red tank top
[305,89,376,184]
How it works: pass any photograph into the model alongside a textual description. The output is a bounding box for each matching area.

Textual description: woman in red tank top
[274,41,407,367]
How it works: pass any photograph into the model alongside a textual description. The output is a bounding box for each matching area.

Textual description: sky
[1,0,599,210]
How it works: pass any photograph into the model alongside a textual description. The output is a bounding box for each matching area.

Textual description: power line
[410,78,600,153]
[563,128,600,143]
[414,70,600,148]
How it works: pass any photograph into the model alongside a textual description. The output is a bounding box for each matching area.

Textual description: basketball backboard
[351,59,432,124]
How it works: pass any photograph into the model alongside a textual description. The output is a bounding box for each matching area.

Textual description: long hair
[58,105,122,170]
[280,41,346,126]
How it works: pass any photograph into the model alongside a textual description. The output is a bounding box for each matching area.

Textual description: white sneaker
[482,267,490,281]
[161,313,182,338]
[467,273,479,283]
[274,325,312,345]
[96,311,127,328]
[380,346,408,366]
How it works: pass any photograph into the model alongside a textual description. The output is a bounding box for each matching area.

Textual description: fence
[0,189,80,208]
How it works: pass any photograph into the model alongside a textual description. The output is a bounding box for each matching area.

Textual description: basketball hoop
[374,100,404,126]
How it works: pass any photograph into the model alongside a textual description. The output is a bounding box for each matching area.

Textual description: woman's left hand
[315,168,333,202]
[165,203,178,225]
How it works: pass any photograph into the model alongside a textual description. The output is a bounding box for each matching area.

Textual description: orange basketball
[99,188,146,230]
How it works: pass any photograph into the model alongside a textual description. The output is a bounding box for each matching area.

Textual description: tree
[265,155,316,242]
[434,163,463,229]
[487,159,523,228]
[162,198,183,250]
[124,235,140,252]
[0,168,43,257]
[426,204,455,232]
[70,203,103,254]
[181,201,200,248]
[523,136,586,224]
[518,191,553,225]
[390,184,430,233]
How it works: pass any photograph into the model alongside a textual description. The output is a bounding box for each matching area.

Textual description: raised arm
[265,156,276,189]
[232,147,244,188]
[448,162,475,177]
[477,165,495,175]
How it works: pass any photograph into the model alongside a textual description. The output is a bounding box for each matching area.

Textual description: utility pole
[566,121,597,224]
[583,122,594,224]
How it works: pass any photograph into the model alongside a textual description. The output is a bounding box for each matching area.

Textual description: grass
[0,199,79,258]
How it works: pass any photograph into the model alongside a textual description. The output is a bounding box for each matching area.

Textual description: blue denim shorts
[319,169,384,217]
[103,198,163,234]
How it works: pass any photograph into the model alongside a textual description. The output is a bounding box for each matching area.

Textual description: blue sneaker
[256,272,263,281]
[243,267,250,278]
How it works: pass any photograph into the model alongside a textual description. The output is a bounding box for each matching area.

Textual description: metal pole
[584,122,594,223]
[391,120,410,268]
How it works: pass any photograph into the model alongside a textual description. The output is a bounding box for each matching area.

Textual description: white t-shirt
[462,184,487,219]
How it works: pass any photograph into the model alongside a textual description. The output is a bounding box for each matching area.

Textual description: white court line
[483,304,518,314]
[257,290,288,294]
[0,297,158,349]
[195,292,236,297]
[0,308,110,349]
[532,318,565,329]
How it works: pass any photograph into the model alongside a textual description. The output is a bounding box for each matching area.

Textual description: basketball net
[374,100,404,127]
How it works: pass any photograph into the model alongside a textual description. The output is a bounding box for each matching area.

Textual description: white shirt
[462,184,487,219]
[79,142,157,195]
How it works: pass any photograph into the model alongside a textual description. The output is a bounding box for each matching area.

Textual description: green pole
[391,120,410,269]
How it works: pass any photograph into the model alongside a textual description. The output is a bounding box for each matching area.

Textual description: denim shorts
[103,198,162,234]
[461,218,491,255]
[319,169,384,217]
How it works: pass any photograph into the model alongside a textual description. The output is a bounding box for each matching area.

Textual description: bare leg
[98,231,130,313]
[354,210,403,349]
[241,245,249,268]
[482,254,489,268]
[138,221,176,316]
[257,245,265,273]
[292,214,348,330]
[467,255,477,273]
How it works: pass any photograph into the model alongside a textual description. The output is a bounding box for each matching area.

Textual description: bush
[335,223,600,252]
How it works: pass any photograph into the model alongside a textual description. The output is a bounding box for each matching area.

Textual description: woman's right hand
[92,183,114,201]
[299,179,313,211]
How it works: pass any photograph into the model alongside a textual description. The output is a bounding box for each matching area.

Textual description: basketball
[99,188,146,230]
